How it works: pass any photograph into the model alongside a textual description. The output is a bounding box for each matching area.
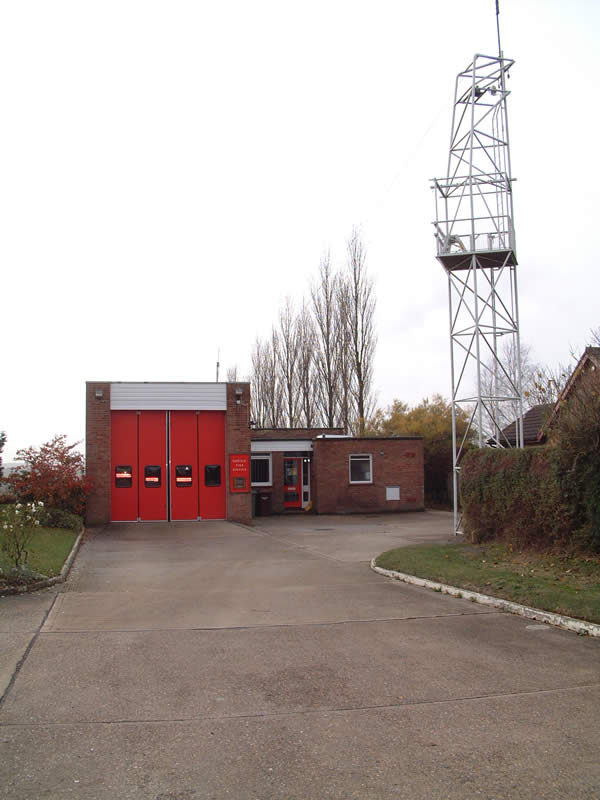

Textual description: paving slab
[64,557,368,593]
[65,524,332,594]
[0,634,36,699]
[1,687,599,800]
[254,509,453,536]
[43,579,495,632]
[85,520,243,541]
[0,592,56,633]
[0,591,56,698]
[253,510,457,561]
[75,530,305,566]
[3,613,598,725]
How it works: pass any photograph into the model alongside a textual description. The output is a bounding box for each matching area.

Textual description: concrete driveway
[1,512,599,799]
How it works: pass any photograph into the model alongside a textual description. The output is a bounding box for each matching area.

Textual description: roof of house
[586,346,600,362]
[538,346,600,440]
[251,427,344,441]
[250,428,422,444]
[493,403,554,447]
[314,435,422,442]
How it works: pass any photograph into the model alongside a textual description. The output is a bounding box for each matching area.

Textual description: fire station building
[85,381,424,525]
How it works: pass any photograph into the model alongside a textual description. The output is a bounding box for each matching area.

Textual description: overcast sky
[1,0,598,461]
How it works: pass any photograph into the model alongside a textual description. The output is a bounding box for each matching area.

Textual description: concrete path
[1,512,599,799]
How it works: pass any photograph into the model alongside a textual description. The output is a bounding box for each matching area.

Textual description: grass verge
[375,542,600,624]
[0,527,78,585]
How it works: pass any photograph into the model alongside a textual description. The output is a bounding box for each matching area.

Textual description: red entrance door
[283,458,302,509]
[170,411,199,521]
[138,411,168,521]
[110,410,138,521]
[198,411,226,519]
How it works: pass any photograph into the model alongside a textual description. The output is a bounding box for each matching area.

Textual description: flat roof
[315,435,423,441]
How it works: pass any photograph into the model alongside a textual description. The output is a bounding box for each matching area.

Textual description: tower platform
[436,248,517,272]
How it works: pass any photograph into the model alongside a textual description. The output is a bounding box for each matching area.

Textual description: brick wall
[312,437,424,514]
[85,382,111,526]
[225,383,251,523]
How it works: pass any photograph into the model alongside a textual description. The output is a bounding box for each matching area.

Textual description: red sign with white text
[229,454,250,492]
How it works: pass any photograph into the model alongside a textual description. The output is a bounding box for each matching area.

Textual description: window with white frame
[349,454,372,484]
[251,454,272,486]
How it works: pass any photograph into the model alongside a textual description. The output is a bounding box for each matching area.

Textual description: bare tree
[480,340,538,434]
[311,253,341,428]
[340,229,377,435]
[226,365,239,382]
[0,431,6,479]
[277,298,301,427]
[250,339,266,428]
[481,340,572,433]
[296,301,317,427]
[528,361,572,407]
[250,330,284,428]
[335,278,355,433]
[248,231,379,434]
[263,328,284,427]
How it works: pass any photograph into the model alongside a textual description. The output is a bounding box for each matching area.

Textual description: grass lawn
[0,527,78,583]
[376,542,600,625]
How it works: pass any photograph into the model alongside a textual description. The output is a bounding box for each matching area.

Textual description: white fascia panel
[251,440,312,453]
[110,383,227,411]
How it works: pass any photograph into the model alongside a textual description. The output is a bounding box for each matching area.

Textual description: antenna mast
[496,0,502,58]
[432,5,523,535]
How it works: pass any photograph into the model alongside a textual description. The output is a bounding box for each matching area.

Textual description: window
[144,465,161,488]
[114,466,132,489]
[204,464,221,487]
[251,454,272,486]
[349,454,372,484]
[283,458,298,485]
[175,465,193,487]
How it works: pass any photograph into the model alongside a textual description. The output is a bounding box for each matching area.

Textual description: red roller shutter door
[198,411,226,519]
[110,410,138,521]
[170,411,199,520]
[138,411,168,521]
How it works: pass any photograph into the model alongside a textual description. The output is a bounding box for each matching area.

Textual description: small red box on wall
[230,454,250,492]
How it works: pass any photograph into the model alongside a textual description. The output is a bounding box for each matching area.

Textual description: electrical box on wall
[229,454,250,492]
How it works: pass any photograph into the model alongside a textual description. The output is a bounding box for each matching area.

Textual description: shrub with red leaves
[7,435,92,516]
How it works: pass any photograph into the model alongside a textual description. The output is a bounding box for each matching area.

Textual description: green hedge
[40,507,83,531]
[460,446,578,550]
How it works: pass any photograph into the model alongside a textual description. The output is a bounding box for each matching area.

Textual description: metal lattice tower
[432,53,524,535]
